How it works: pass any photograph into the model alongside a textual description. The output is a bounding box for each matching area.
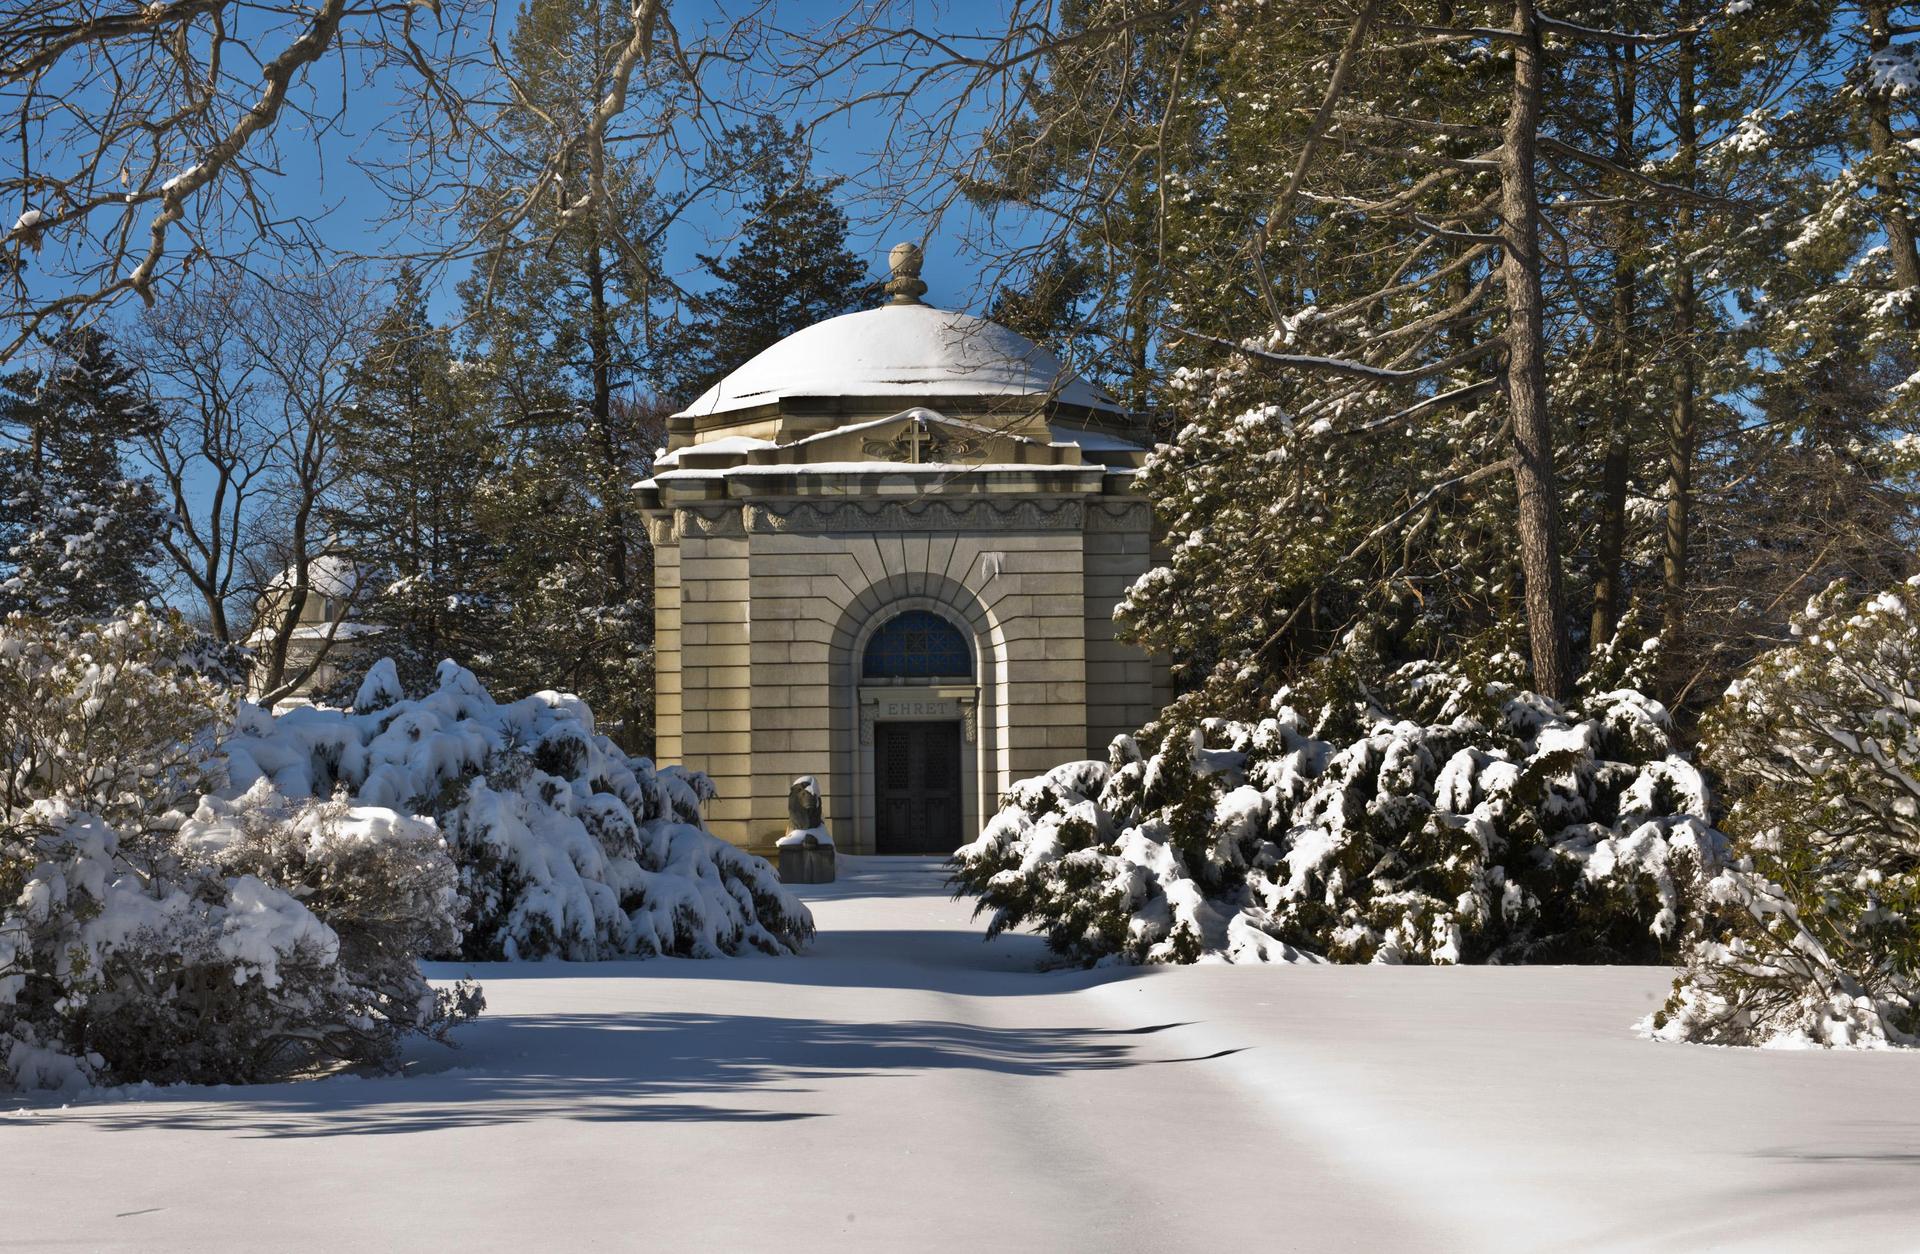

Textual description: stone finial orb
[885,241,928,305]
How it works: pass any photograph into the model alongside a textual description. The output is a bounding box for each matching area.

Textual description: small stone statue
[788,774,823,831]
[779,775,834,884]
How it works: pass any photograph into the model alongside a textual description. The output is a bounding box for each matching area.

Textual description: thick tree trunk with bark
[1500,0,1574,699]
[1594,264,1633,646]
[1865,0,1920,325]
[1662,17,1699,696]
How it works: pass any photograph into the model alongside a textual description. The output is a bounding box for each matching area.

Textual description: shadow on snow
[9,1012,1236,1137]
[430,928,1156,997]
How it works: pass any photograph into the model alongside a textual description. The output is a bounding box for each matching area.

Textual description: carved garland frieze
[673,506,746,539]
[746,499,1084,534]
[643,515,675,547]
[1084,500,1152,533]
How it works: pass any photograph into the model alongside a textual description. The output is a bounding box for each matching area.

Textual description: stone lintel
[858,684,980,745]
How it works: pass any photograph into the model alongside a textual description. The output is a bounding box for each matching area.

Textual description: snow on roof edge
[649,461,1103,481]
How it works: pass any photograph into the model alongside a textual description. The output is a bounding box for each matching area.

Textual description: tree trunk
[1499,0,1574,699]
[261,505,313,697]
[1438,0,1475,358]
[409,366,432,658]
[1124,166,1154,411]
[1865,0,1920,326]
[586,234,628,596]
[1662,14,1699,698]
[1592,296,1632,645]
[1591,45,1637,647]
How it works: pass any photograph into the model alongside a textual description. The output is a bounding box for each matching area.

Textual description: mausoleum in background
[635,245,1165,855]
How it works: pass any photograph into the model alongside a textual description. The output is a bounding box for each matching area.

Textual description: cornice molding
[745,498,1085,534]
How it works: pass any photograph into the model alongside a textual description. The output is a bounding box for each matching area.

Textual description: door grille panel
[874,721,964,854]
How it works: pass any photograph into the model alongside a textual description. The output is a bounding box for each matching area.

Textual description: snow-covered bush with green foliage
[224,657,813,960]
[1650,580,1920,1049]
[954,670,1727,967]
[1,608,479,1091]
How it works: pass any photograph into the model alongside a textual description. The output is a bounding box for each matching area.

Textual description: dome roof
[672,302,1121,420]
[264,553,361,601]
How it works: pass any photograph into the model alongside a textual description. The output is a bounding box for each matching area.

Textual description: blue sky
[14,1,1039,559]
[212,0,1029,327]
[1,2,1033,349]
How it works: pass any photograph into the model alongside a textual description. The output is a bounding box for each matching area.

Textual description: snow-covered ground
[4,856,1915,1252]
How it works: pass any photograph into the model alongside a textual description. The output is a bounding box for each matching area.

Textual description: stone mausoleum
[636,246,1165,855]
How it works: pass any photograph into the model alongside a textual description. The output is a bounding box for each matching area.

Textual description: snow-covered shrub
[1,604,233,830]
[1651,580,1920,1049]
[188,789,477,1038]
[222,658,813,960]
[3,798,480,1089]
[954,675,1728,967]
[1,610,480,1090]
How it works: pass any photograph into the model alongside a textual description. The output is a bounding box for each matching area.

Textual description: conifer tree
[960,0,1920,718]
[1624,0,1920,711]
[986,245,1098,376]
[669,123,874,405]
[0,328,164,619]
[458,0,670,746]
[328,267,502,690]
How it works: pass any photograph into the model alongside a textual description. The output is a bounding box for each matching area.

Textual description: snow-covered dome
[263,553,361,600]
[674,244,1121,420]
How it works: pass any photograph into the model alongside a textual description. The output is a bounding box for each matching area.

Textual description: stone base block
[777,829,836,884]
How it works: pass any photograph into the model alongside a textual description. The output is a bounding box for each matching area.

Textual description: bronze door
[875,721,963,853]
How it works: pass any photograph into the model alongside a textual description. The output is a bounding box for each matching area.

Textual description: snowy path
[5,856,1917,1252]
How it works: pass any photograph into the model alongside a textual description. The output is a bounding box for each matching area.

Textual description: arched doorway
[856,606,979,854]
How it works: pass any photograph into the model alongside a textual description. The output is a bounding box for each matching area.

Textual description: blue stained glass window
[863,610,973,679]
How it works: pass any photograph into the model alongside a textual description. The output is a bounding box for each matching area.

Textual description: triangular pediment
[854,412,1003,464]
[764,408,1065,468]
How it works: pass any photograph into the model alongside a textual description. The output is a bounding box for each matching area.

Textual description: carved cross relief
[860,413,987,464]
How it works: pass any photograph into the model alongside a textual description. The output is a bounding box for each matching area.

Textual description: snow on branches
[221,658,814,961]
[1651,579,1920,1049]
[1,607,479,1091]
[2,609,809,1092]
[953,675,1727,969]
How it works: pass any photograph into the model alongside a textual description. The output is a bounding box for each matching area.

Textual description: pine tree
[458,0,670,747]
[327,267,502,690]
[669,123,874,405]
[964,1,1212,409]
[986,245,1098,371]
[959,0,1920,719]
[995,2,1533,707]
[1615,0,1920,713]
[0,328,164,619]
